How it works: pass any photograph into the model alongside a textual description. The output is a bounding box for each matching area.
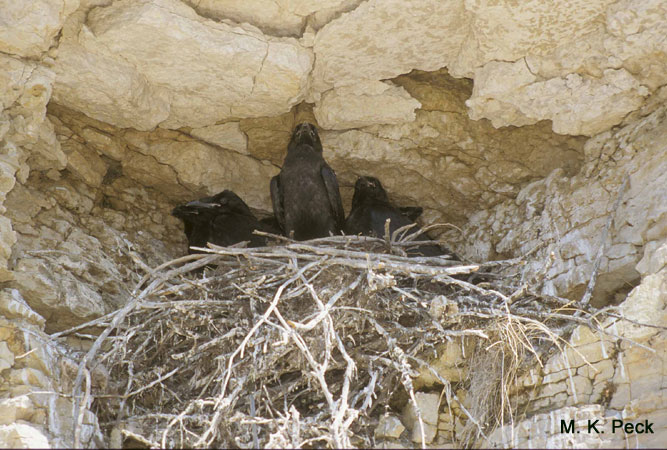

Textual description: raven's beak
[185,199,220,209]
[295,124,316,140]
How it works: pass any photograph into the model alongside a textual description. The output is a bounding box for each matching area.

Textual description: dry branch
[61,234,642,448]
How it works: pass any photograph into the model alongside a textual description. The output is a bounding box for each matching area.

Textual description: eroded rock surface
[53,0,313,129]
[458,102,667,306]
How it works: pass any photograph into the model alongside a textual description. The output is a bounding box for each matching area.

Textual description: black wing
[259,216,283,235]
[399,206,423,222]
[269,175,285,232]
[321,164,345,231]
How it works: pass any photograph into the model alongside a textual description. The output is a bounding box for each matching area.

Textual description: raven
[172,190,272,252]
[344,176,454,258]
[270,123,344,240]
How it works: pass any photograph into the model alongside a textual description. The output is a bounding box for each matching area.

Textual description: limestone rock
[0,218,16,282]
[61,139,108,187]
[458,105,667,304]
[52,40,171,131]
[0,55,64,176]
[450,0,616,77]
[414,339,467,387]
[0,397,35,426]
[53,0,313,130]
[0,0,80,58]
[314,81,421,130]
[240,110,296,165]
[13,257,106,332]
[183,0,305,37]
[403,392,440,426]
[375,414,405,440]
[189,122,248,154]
[467,65,649,136]
[122,129,278,210]
[459,0,665,136]
[311,0,469,95]
[320,71,584,229]
[0,289,46,327]
[403,392,440,444]
[182,0,352,37]
[0,423,50,449]
[636,239,667,277]
[614,270,667,341]
[0,341,14,372]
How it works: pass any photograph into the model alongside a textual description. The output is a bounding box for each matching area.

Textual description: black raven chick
[270,123,344,240]
[344,176,453,258]
[172,190,271,253]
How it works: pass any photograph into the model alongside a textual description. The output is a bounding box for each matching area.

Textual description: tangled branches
[61,234,616,448]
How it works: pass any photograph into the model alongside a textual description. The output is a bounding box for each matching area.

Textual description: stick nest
[68,234,601,448]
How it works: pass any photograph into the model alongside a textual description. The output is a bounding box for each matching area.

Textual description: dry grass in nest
[57,231,639,448]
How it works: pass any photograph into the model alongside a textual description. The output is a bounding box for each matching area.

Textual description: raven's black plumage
[344,176,453,258]
[270,123,344,240]
[258,216,283,236]
[172,190,272,253]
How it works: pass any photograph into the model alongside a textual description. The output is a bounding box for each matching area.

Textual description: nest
[60,231,626,448]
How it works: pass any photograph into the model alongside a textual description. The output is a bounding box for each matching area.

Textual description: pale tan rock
[614,270,666,341]
[123,129,278,210]
[0,289,45,327]
[0,217,16,282]
[314,81,421,130]
[12,257,107,332]
[437,412,454,432]
[8,368,52,390]
[183,0,305,37]
[410,422,437,445]
[414,339,467,387]
[542,368,568,385]
[320,70,585,230]
[190,122,248,154]
[577,359,613,381]
[564,375,593,399]
[538,380,567,399]
[0,423,50,449]
[0,0,80,57]
[459,0,665,136]
[403,392,440,429]
[183,0,352,37]
[450,0,616,77]
[458,105,667,304]
[53,0,313,129]
[52,40,171,131]
[311,0,469,95]
[0,55,63,178]
[240,110,296,164]
[61,139,108,187]
[0,341,14,372]
[636,239,667,277]
[375,414,405,439]
[0,397,35,426]
[78,126,125,161]
[467,65,649,136]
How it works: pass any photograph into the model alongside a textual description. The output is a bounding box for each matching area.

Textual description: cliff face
[0,0,665,446]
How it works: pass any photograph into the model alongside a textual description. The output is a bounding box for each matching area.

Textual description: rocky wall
[0,0,665,447]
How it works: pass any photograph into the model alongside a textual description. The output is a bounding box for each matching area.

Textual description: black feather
[172,190,272,253]
[270,123,344,240]
[344,176,456,258]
